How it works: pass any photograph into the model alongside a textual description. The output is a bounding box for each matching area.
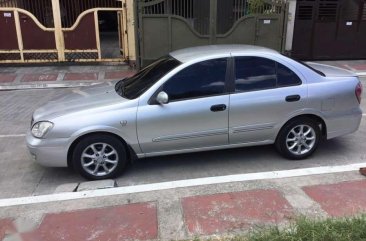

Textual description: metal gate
[292,0,366,60]
[137,0,288,66]
[0,0,129,63]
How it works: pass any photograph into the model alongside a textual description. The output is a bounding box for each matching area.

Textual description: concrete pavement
[1,171,366,241]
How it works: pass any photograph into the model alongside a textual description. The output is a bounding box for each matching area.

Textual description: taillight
[356,82,363,104]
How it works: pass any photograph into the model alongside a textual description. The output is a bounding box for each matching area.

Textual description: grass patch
[242,216,366,241]
[192,216,366,241]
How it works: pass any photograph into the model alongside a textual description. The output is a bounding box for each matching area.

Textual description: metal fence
[0,0,54,27]
[0,0,127,63]
[138,0,288,66]
[292,0,366,59]
[59,0,120,27]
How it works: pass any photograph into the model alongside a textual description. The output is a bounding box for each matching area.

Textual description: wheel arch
[67,131,138,168]
[276,114,327,142]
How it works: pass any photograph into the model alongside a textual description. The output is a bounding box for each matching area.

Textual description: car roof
[170,45,279,63]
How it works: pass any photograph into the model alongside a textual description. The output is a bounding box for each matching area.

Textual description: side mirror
[156,91,169,105]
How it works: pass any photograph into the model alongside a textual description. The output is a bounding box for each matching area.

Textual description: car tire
[72,134,127,180]
[275,117,321,160]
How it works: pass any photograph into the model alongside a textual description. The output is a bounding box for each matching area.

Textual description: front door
[137,58,230,154]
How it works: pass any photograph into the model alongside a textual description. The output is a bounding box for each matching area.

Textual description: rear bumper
[26,131,69,167]
[326,108,363,139]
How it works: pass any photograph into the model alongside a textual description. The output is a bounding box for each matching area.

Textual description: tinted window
[117,56,181,99]
[235,57,276,92]
[277,63,302,87]
[163,58,227,101]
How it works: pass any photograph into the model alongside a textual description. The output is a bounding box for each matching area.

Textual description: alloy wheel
[286,124,316,156]
[81,142,119,177]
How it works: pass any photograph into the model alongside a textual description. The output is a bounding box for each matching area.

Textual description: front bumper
[26,131,70,167]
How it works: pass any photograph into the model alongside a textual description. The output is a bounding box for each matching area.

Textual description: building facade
[0,0,365,66]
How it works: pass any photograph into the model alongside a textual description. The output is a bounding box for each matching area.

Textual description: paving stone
[53,183,79,193]
[14,215,43,233]
[104,71,136,79]
[351,64,366,71]
[0,219,16,240]
[303,180,366,217]
[21,74,58,82]
[77,179,116,192]
[0,74,16,83]
[21,203,158,241]
[63,73,98,81]
[182,189,293,235]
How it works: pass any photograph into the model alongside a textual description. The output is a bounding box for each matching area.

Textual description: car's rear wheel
[276,117,321,160]
[72,134,127,180]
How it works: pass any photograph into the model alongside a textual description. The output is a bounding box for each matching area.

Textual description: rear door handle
[210,104,227,112]
[286,95,301,102]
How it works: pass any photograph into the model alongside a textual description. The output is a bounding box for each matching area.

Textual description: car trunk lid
[306,62,357,77]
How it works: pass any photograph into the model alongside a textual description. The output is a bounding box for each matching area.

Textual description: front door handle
[210,104,227,112]
[286,95,301,102]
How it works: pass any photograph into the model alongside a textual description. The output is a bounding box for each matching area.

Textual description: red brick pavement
[21,74,58,82]
[21,203,158,241]
[303,180,366,217]
[0,74,16,83]
[104,71,136,79]
[64,72,98,81]
[350,64,366,71]
[0,219,16,240]
[2,180,366,241]
[182,189,293,235]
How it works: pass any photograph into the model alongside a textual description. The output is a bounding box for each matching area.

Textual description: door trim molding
[152,129,228,143]
[231,123,275,134]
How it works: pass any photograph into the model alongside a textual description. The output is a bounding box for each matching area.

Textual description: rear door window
[234,57,302,92]
[277,63,302,87]
[234,57,277,92]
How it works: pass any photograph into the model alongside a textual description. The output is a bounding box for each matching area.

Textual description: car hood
[306,62,357,77]
[33,81,128,121]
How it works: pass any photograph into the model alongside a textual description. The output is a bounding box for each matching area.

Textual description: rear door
[229,56,307,144]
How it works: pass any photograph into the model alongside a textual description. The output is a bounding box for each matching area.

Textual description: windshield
[116,55,181,99]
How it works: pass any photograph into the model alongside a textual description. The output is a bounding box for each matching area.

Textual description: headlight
[31,121,54,138]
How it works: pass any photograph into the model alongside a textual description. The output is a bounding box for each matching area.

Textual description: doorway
[98,11,122,59]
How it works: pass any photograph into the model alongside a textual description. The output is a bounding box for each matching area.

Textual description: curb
[357,72,366,77]
[1,162,366,208]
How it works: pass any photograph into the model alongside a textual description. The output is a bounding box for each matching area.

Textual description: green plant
[247,0,265,14]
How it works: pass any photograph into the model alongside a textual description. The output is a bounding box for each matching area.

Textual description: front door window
[162,58,227,101]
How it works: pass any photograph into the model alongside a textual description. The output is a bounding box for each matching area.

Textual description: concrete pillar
[285,0,297,52]
[125,0,137,67]
[51,0,65,61]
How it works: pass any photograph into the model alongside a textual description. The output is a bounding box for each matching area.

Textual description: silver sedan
[27,45,363,180]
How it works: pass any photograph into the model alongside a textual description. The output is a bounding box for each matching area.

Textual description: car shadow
[31,137,355,194]
[116,138,354,186]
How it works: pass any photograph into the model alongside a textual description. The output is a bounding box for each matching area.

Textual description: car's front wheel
[276,117,321,160]
[72,134,127,180]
